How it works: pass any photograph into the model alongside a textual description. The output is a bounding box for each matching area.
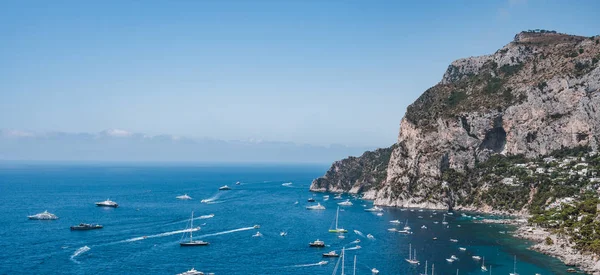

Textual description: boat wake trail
[194,226,254,239]
[348,239,361,245]
[121,227,200,243]
[353,230,365,237]
[345,245,361,250]
[201,192,222,204]
[288,261,328,268]
[70,246,90,264]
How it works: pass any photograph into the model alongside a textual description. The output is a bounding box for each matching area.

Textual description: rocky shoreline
[476,217,600,274]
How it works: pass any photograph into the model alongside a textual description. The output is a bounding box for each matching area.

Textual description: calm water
[0,163,571,274]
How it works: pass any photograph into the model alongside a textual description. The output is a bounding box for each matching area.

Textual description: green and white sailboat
[329,206,348,233]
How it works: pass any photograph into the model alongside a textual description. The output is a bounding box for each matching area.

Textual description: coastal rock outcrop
[312,31,600,210]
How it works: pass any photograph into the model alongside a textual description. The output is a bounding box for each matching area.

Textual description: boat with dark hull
[95,199,118,208]
[309,239,325,247]
[70,223,103,230]
[180,211,208,247]
[322,250,339,257]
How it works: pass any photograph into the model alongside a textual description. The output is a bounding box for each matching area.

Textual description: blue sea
[0,163,573,274]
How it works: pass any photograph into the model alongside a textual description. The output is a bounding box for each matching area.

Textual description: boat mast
[409,243,412,259]
[336,207,339,229]
[341,247,345,275]
[353,255,356,275]
[190,211,194,242]
[425,260,428,274]
[432,264,434,275]
[513,255,516,274]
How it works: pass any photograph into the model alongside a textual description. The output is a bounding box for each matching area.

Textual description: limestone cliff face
[310,146,394,198]
[314,32,600,211]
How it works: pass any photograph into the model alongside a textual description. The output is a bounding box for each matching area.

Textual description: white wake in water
[348,239,361,244]
[194,226,254,239]
[121,227,200,243]
[345,245,361,250]
[353,230,365,237]
[200,192,222,203]
[70,246,90,263]
[288,261,328,267]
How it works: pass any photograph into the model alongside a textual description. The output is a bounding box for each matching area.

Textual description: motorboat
[177,268,205,275]
[397,229,412,234]
[253,225,260,229]
[309,239,325,247]
[328,207,348,233]
[459,247,466,251]
[252,231,262,237]
[338,235,345,239]
[333,194,343,200]
[281,182,292,186]
[421,225,427,229]
[28,210,58,220]
[180,212,208,246]
[390,220,401,224]
[337,199,353,206]
[432,237,438,240]
[236,181,241,185]
[387,228,398,232]
[371,268,380,274]
[376,212,383,216]
[446,258,455,263]
[70,223,103,230]
[450,255,458,260]
[218,185,231,190]
[308,197,316,202]
[322,250,339,257]
[95,199,118,208]
[176,194,192,200]
[317,261,328,265]
[280,231,287,236]
[364,206,383,212]
[367,234,375,239]
[306,203,326,210]
[472,255,482,260]
[199,214,214,219]
[450,238,458,242]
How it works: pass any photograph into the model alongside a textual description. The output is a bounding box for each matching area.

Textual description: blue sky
[1,0,598,147]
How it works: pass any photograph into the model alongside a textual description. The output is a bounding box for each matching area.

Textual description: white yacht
[176,194,192,200]
[333,194,343,200]
[371,268,380,274]
[472,255,482,260]
[95,199,118,208]
[177,268,205,275]
[390,220,401,224]
[421,225,427,229]
[364,206,383,212]
[28,210,58,220]
[450,238,458,242]
[367,234,375,239]
[280,231,287,236]
[218,185,231,190]
[337,199,353,206]
[306,203,326,210]
[459,247,466,251]
[252,231,262,237]
[387,228,398,232]
[309,239,325,247]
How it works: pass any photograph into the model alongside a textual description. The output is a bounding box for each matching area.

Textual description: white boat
[405,243,419,264]
[95,199,118,208]
[252,231,262,237]
[442,215,448,225]
[450,238,458,242]
[376,212,383,216]
[509,255,519,275]
[218,185,231,190]
[280,231,287,236]
[199,214,214,219]
[338,235,345,239]
[281,182,292,186]
[177,268,205,275]
[328,207,348,233]
[459,247,466,251]
[333,194,343,200]
[323,195,330,201]
[317,261,328,265]
[446,258,455,263]
[253,224,260,229]
[179,211,208,246]
[421,225,427,229]
[390,220,401,224]
[367,234,375,239]
[309,239,325,247]
[403,220,411,231]
[176,194,192,200]
[236,181,241,185]
[364,206,383,212]
[387,228,398,232]
[322,250,339,258]
[371,268,380,274]
[450,255,458,260]
[28,210,58,220]
[338,199,353,206]
[472,255,482,260]
[306,203,326,210]
[433,221,439,224]
[481,256,488,271]
[397,229,412,234]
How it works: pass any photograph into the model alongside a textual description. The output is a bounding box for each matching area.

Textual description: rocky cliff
[311,31,600,212]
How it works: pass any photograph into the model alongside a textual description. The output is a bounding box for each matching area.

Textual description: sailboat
[353,255,356,275]
[509,255,518,275]
[329,206,348,233]
[481,256,488,271]
[180,211,208,246]
[420,260,428,275]
[405,243,419,264]
[332,247,346,275]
